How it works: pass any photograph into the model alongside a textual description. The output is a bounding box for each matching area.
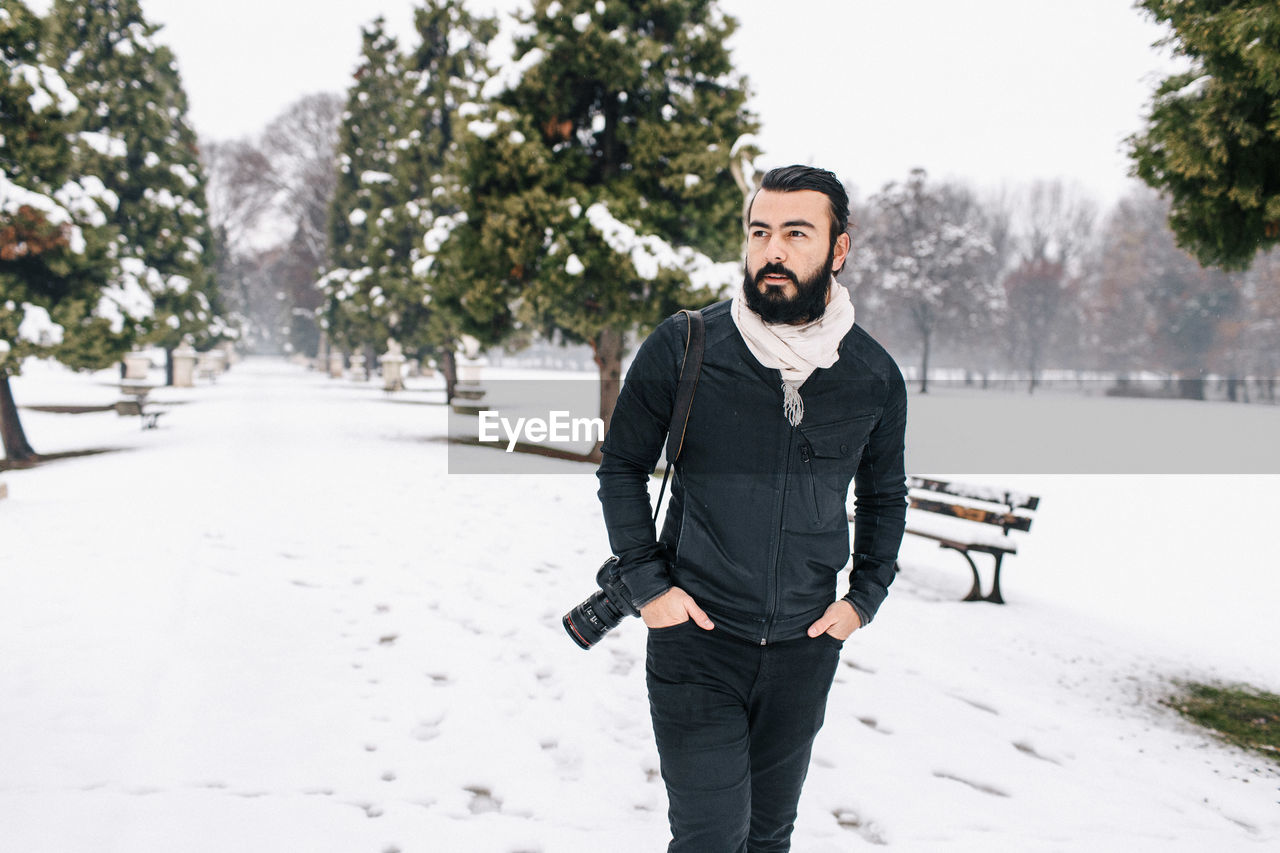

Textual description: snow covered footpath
[1,358,1277,852]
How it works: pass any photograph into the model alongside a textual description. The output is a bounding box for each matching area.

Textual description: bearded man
[596,164,908,852]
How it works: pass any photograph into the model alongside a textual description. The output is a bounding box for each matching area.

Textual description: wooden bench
[115,383,165,429]
[887,476,1039,604]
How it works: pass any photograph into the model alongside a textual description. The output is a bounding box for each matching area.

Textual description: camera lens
[562,589,625,650]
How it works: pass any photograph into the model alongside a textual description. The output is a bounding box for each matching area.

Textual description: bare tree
[202,139,277,248]
[201,93,343,354]
[859,169,998,393]
[1093,187,1241,399]
[1003,181,1095,392]
[259,93,344,269]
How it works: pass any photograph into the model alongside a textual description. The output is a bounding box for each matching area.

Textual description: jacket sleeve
[596,316,684,610]
[842,365,909,626]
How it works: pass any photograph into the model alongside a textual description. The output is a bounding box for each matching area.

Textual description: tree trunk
[1027,340,1040,395]
[439,349,458,404]
[918,329,931,394]
[0,374,37,464]
[164,347,175,387]
[590,326,624,463]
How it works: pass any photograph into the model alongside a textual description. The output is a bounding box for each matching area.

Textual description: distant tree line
[845,171,1280,401]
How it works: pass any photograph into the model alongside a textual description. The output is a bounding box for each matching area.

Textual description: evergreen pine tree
[382,0,497,391]
[46,0,222,384]
[321,16,407,360]
[1129,0,1280,269]
[323,3,497,390]
[446,0,755,449]
[1,0,133,462]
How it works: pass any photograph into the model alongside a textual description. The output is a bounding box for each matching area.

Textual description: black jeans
[645,620,843,853]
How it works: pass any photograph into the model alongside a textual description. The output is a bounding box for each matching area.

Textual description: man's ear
[832,231,852,272]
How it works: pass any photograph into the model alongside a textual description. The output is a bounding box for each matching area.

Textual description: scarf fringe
[782,381,804,426]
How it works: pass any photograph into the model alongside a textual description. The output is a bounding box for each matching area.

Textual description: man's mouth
[759,270,795,287]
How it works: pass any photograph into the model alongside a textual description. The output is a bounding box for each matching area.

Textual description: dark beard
[742,248,836,325]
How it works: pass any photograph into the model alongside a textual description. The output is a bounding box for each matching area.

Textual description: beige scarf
[730,278,856,425]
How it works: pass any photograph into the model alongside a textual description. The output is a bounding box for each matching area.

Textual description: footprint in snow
[464,786,502,814]
[1013,740,1064,765]
[833,807,888,845]
[932,770,1010,798]
[412,717,444,741]
[609,649,635,676]
[948,693,1000,715]
[858,716,893,735]
[350,801,383,818]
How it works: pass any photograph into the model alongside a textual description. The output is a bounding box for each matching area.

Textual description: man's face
[743,189,851,325]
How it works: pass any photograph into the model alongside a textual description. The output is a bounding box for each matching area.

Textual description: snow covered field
[1,357,1278,852]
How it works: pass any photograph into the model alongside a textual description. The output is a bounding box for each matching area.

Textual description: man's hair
[753,164,850,244]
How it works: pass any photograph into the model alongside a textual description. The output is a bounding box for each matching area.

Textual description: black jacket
[597,299,909,645]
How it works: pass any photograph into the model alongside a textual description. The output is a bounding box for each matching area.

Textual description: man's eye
[789,230,807,238]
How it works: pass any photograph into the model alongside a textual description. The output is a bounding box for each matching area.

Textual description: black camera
[562,556,639,650]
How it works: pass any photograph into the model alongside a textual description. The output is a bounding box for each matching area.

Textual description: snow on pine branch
[10,61,79,115]
[80,131,128,159]
[17,304,64,346]
[1,172,115,256]
[583,201,737,293]
[96,258,157,333]
[412,211,467,278]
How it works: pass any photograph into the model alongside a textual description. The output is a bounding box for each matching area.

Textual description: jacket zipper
[761,425,796,645]
[799,441,820,524]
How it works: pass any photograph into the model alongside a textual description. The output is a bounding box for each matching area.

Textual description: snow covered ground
[1,357,1277,852]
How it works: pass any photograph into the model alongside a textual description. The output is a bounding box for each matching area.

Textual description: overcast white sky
[31,0,1184,208]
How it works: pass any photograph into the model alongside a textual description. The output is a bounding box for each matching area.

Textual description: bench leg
[940,544,984,602]
[985,552,1006,604]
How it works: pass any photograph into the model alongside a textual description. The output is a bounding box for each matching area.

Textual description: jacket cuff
[842,592,874,629]
[620,559,673,611]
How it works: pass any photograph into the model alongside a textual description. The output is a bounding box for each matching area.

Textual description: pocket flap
[802,414,875,459]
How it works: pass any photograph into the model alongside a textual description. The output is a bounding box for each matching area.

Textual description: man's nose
[765,233,787,262]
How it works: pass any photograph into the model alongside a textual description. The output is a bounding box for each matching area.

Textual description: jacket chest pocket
[796,415,876,526]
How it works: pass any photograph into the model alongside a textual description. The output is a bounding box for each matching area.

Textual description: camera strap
[653,308,705,522]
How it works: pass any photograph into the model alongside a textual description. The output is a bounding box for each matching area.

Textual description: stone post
[315,333,330,372]
[328,350,344,378]
[218,340,238,368]
[196,351,222,382]
[381,339,405,392]
[123,351,151,380]
[172,342,197,387]
[349,353,367,381]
